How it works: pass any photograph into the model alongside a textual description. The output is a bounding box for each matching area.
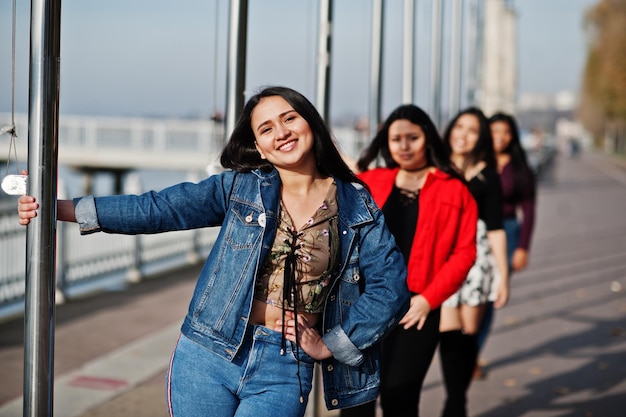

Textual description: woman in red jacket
[340,104,477,417]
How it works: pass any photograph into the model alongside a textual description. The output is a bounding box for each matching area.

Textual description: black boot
[439,330,478,417]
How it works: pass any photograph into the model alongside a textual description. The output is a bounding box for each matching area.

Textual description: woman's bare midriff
[250,299,320,329]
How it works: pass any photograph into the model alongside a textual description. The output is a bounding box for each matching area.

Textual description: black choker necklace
[401,164,429,173]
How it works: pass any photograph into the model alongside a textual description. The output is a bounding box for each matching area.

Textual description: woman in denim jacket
[18,86,410,417]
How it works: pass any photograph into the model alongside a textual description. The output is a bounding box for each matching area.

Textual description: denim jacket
[74,168,409,409]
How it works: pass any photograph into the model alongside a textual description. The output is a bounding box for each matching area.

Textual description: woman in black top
[439,107,509,417]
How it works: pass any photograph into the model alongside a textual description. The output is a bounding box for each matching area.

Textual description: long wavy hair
[220,86,362,186]
[489,112,536,199]
[356,104,463,181]
[442,107,496,172]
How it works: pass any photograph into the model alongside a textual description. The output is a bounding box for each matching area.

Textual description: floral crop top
[254,182,339,314]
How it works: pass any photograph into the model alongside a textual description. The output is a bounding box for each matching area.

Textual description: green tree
[580,0,626,153]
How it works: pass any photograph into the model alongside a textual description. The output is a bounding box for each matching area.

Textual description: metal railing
[0,200,219,320]
[1,112,367,172]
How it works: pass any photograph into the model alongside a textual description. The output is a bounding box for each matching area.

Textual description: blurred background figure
[473,112,537,379]
[439,107,509,417]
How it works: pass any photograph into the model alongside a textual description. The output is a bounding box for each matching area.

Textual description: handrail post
[24,0,62,416]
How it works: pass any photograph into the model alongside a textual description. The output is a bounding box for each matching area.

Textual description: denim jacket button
[353,273,360,282]
[245,214,253,223]
[327,364,334,372]
[331,399,339,406]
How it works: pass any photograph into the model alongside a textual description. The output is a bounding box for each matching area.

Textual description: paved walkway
[1,150,625,417]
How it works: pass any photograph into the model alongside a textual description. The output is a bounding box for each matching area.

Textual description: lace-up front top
[254,183,339,314]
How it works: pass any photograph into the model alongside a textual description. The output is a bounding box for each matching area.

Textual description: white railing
[0,113,367,172]
[0,201,219,319]
[0,113,225,171]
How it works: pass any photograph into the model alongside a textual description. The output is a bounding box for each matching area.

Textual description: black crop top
[382,185,419,264]
[468,165,504,231]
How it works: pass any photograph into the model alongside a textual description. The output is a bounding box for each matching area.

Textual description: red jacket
[358,167,477,309]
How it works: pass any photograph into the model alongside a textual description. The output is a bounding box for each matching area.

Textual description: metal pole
[469,0,485,107]
[315,0,333,123]
[369,0,384,139]
[24,0,62,416]
[457,0,466,109]
[449,0,462,117]
[224,0,248,142]
[466,0,477,106]
[402,0,416,104]
[430,0,444,130]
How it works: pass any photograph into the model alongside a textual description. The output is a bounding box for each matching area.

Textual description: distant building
[517,91,578,112]
[516,90,584,136]
[479,0,517,116]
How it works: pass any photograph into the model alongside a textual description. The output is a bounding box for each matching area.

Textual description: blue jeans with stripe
[166,326,314,417]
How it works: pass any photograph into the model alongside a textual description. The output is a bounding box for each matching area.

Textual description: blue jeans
[503,218,521,265]
[166,326,315,417]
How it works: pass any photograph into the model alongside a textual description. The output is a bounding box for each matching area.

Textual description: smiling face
[449,113,481,158]
[491,120,512,155]
[251,95,316,172]
[387,119,428,170]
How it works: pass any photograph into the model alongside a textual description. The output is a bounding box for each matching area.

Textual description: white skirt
[443,219,499,308]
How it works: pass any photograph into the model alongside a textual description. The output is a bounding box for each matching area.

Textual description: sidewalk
[1,150,625,417]
[418,151,626,416]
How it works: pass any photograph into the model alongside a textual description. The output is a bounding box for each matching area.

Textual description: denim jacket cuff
[322,325,363,367]
[74,195,101,235]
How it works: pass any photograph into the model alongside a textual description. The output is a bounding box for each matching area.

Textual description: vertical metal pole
[402,0,416,104]
[469,0,485,107]
[24,0,62,416]
[466,0,477,106]
[369,0,384,138]
[449,0,462,116]
[224,0,248,142]
[457,0,466,109]
[430,0,444,130]
[315,0,333,123]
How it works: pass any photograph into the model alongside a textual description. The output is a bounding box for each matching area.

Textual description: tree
[580,0,626,153]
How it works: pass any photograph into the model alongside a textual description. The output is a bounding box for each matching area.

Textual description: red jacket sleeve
[419,184,478,309]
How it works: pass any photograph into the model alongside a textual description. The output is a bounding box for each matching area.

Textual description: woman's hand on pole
[17,195,39,225]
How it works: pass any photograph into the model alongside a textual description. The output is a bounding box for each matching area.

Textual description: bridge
[1,112,222,172]
[0,112,367,174]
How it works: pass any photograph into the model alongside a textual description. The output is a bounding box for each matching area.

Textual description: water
[57,165,201,197]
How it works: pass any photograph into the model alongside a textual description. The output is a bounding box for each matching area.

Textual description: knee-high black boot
[439,330,478,417]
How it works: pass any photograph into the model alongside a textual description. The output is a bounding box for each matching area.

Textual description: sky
[0,0,597,123]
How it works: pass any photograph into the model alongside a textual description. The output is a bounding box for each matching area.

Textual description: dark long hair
[442,107,496,171]
[220,86,362,186]
[357,104,463,181]
[489,112,536,199]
